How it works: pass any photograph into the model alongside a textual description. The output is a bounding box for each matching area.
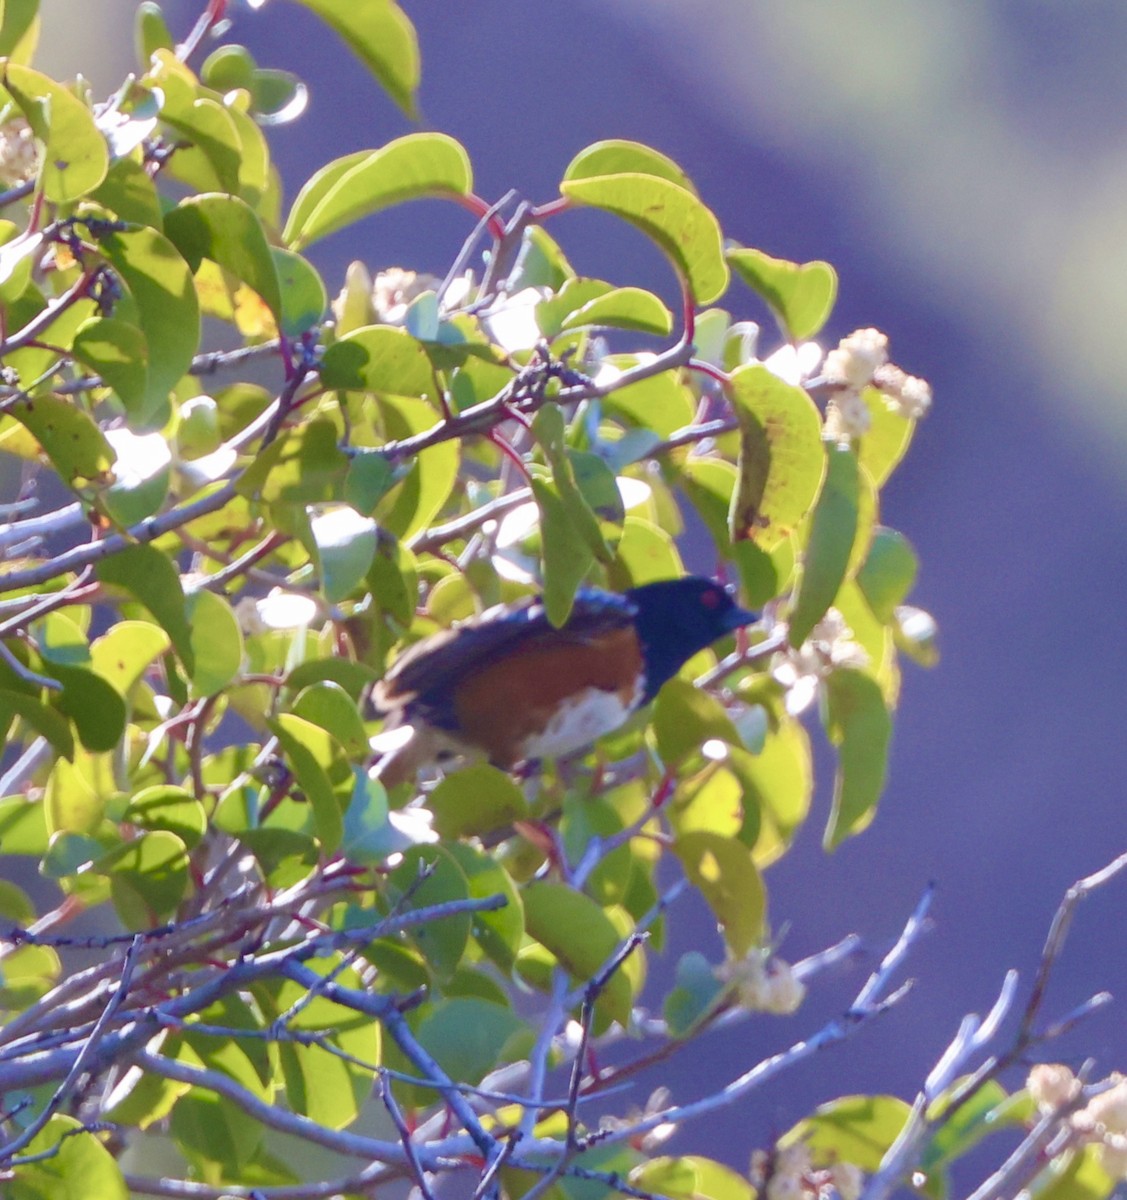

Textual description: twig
[378,1069,437,1200]
[130,1047,406,1162]
[437,189,516,306]
[281,960,498,1159]
[0,934,143,1164]
[0,638,60,689]
[577,889,930,1154]
[863,852,1127,1200]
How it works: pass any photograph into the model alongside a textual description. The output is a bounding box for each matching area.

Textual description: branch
[569,888,931,1154]
[0,934,142,1164]
[862,851,1127,1200]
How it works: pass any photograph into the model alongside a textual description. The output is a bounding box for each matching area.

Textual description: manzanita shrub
[0,4,1120,1199]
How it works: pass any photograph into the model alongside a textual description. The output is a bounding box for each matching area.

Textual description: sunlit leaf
[284,133,470,249]
[823,668,892,849]
[561,172,728,304]
[295,0,420,115]
[673,831,764,956]
[2,62,109,203]
[727,247,837,340]
[564,139,698,194]
[788,442,859,647]
[727,362,825,548]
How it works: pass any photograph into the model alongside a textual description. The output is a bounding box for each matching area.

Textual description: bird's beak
[723,605,758,631]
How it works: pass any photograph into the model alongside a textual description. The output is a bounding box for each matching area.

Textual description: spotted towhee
[371,575,755,786]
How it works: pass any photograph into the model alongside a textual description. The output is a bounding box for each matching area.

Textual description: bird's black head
[626,576,756,702]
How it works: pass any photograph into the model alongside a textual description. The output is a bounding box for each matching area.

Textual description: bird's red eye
[700,588,722,609]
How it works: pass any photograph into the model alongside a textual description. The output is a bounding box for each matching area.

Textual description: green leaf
[44,754,103,836]
[375,394,459,541]
[320,323,436,397]
[164,193,282,322]
[238,417,349,505]
[731,720,812,865]
[291,682,368,758]
[522,881,632,1026]
[415,997,525,1087]
[631,1156,755,1200]
[100,829,189,924]
[727,362,826,549]
[0,688,74,760]
[101,226,200,418]
[185,589,243,696]
[71,317,149,414]
[532,406,614,567]
[559,286,673,336]
[340,770,394,865]
[160,93,242,195]
[561,172,728,304]
[677,457,736,554]
[857,385,915,486]
[97,545,195,675]
[823,668,892,849]
[271,245,327,336]
[6,1114,127,1200]
[295,0,420,115]
[387,845,472,981]
[1025,1143,1113,1200]
[91,155,163,227]
[136,3,175,65]
[0,0,39,62]
[271,713,344,853]
[664,951,727,1039]
[200,44,256,93]
[727,247,838,340]
[6,394,114,486]
[429,763,528,839]
[857,526,919,623]
[673,831,765,956]
[530,471,594,628]
[601,361,696,438]
[788,442,859,647]
[922,1080,1025,1181]
[782,1093,911,1172]
[344,448,395,514]
[564,140,698,194]
[0,794,49,854]
[445,841,524,972]
[124,785,207,848]
[268,957,379,1129]
[2,63,109,204]
[52,664,127,753]
[310,506,378,602]
[284,133,470,250]
[653,678,743,768]
[609,514,683,588]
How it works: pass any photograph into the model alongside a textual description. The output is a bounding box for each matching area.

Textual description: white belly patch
[518,684,641,761]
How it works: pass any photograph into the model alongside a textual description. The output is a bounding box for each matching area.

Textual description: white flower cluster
[0,117,38,187]
[822,327,931,438]
[771,609,869,716]
[1028,1063,1127,1180]
[750,1143,864,1200]
[332,264,452,328]
[714,950,805,1015]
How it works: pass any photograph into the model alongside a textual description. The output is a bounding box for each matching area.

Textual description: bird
[370,575,756,787]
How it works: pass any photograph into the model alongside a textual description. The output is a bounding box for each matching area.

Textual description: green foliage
[9,7,1095,1200]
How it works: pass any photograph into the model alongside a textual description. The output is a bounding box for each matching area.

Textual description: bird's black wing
[373,590,638,718]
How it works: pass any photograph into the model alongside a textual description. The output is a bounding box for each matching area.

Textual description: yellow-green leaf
[727,362,826,549]
[284,133,471,250]
[561,172,728,304]
[727,246,837,340]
